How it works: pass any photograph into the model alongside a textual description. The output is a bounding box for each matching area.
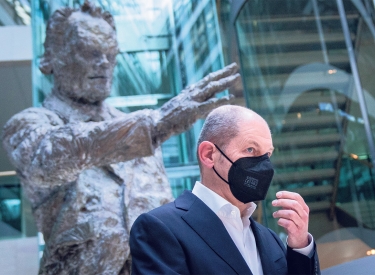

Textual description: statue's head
[40,1,118,104]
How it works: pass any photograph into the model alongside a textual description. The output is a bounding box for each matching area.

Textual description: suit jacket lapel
[250,218,285,274]
[176,191,252,275]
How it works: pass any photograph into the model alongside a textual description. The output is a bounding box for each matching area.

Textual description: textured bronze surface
[2,1,240,274]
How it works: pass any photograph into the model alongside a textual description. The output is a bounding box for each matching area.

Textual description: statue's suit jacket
[130,190,320,275]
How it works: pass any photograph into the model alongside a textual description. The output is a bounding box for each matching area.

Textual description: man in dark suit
[130,105,320,275]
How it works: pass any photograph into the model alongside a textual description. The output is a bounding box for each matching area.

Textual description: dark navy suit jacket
[130,191,320,275]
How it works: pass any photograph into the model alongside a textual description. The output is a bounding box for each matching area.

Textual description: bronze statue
[2,2,240,274]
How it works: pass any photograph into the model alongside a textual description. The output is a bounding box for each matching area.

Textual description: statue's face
[53,13,118,103]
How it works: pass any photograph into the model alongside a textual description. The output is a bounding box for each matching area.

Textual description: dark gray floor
[322,255,375,275]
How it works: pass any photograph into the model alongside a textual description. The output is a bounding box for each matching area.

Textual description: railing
[0,0,31,25]
[0,172,22,239]
[335,154,375,229]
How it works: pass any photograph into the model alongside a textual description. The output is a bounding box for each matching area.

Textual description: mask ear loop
[214,144,234,164]
[212,166,229,184]
[212,144,234,185]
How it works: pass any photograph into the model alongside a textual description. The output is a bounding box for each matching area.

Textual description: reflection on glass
[26,0,375,269]
[235,0,375,269]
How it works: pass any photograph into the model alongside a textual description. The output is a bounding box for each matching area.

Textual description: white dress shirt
[192,181,313,275]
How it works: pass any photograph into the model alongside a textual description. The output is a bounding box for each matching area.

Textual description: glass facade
[31,0,225,195]
[0,173,37,239]
[0,175,22,239]
[0,0,373,270]
[233,0,375,269]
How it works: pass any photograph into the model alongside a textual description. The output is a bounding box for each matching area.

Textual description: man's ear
[39,55,54,75]
[198,141,215,168]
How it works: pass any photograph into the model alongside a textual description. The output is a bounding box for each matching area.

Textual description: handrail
[337,0,375,170]
[237,13,359,24]
[342,152,373,168]
[0,171,16,177]
[330,151,374,219]
[229,0,247,25]
[228,0,247,82]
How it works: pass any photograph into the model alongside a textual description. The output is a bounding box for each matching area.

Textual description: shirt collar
[192,181,257,219]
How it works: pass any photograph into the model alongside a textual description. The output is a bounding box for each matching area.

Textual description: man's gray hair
[196,105,250,167]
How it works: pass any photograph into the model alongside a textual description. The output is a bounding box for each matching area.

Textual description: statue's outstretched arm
[2,108,157,185]
[152,63,241,144]
[2,63,241,186]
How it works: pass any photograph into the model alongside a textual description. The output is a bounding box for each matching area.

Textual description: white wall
[0,25,32,64]
[0,25,32,172]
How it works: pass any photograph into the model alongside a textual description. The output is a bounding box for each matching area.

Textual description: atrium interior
[1,0,375,273]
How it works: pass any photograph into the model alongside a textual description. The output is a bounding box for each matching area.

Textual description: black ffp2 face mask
[212,144,274,204]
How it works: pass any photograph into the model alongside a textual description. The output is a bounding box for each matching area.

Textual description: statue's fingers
[192,63,239,89]
[196,95,235,117]
[191,73,241,102]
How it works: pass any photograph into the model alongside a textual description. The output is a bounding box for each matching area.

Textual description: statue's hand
[154,63,241,143]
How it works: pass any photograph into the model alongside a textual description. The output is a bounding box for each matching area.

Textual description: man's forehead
[239,112,269,129]
[238,115,272,140]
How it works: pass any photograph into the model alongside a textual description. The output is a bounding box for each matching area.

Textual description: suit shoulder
[144,201,189,227]
[148,201,177,217]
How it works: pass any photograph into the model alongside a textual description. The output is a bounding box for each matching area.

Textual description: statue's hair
[196,105,248,169]
[39,0,116,74]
